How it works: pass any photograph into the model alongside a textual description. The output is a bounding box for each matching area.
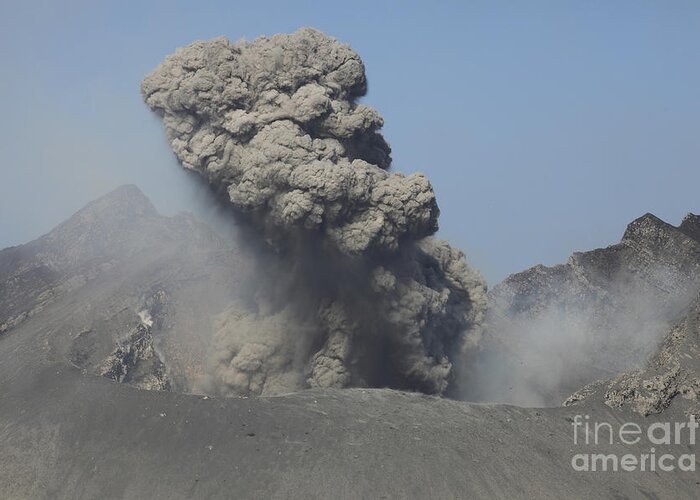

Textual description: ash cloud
[142,28,486,396]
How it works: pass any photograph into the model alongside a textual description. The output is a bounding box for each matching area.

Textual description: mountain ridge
[469,210,700,406]
[1,185,698,498]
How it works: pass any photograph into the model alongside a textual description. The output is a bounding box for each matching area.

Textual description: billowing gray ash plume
[142,28,486,396]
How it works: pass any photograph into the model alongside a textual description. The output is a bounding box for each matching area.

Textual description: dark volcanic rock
[98,321,170,392]
[468,212,700,406]
[679,213,700,243]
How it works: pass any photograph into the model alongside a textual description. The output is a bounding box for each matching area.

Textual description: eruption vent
[142,28,485,396]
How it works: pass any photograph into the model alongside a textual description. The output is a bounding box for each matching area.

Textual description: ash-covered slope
[468,213,700,406]
[1,189,698,499]
[0,184,250,392]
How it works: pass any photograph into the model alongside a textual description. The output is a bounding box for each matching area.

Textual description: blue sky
[1,1,698,283]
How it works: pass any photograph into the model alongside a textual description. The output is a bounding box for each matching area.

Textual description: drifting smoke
[142,28,486,396]
[469,289,688,407]
[465,255,700,407]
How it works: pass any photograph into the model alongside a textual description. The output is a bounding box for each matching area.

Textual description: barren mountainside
[0,185,251,392]
[0,186,698,499]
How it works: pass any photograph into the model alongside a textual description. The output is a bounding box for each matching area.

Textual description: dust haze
[466,255,700,407]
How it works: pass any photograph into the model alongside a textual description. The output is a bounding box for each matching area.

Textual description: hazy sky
[1,1,698,283]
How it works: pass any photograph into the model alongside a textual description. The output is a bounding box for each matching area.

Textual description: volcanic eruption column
[142,28,486,396]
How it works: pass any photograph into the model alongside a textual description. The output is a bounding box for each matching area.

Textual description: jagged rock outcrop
[491,213,700,319]
[566,291,700,416]
[99,320,171,392]
[467,212,700,406]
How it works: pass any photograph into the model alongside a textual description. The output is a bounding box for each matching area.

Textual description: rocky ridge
[468,212,700,406]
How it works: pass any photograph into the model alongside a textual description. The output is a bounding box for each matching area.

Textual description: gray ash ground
[1,185,698,498]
